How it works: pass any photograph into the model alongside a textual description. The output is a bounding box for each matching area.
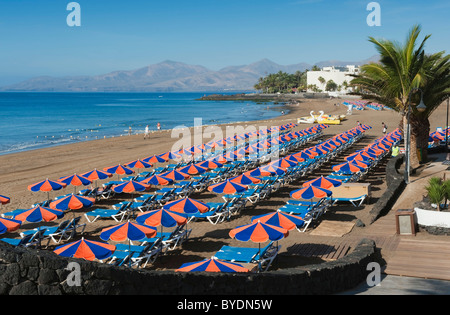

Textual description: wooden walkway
[285,210,450,281]
[383,238,450,281]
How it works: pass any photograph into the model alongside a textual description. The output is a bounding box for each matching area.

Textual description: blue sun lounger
[213,241,280,272]
[84,203,132,223]
[330,194,368,207]
[107,238,164,268]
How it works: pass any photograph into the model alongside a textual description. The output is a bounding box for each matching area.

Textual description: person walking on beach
[382,122,387,134]
[128,126,132,136]
[157,122,161,130]
[144,125,149,139]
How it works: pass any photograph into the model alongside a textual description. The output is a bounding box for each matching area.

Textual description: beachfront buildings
[306,65,359,96]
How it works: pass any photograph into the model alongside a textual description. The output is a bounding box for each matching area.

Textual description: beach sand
[0,97,448,271]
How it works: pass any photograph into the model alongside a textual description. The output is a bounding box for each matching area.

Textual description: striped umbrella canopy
[50,194,95,211]
[229,221,288,243]
[28,179,67,200]
[430,132,445,141]
[54,237,116,261]
[176,258,249,273]
[140,174,173,186]
[59,174,91,187]
[158,151,182,161]
[0,217,22,235]
[295,151,316,160]
[332,161,366,173]
[59,174,92,194]
[14,206,64,223]
[222,152,239,162]
[103,165,134,179]
[346,151,376,162]
[13,205,64,248]
[100,221,157,242]
[350,159,371,168]
[290,185,332,200]
[181,146,204,155]
[208,180,247,194]
[285,154,305,163]
[212,139,231,148]
[311,146,329,155]
[270,158,297,169]
[161,170,190,181]
[365,147,384,157]
[80,168,112,181]
[258,164,286,176]
[178,164,208,175]
[374,141,391,151]
[125,159,153,170]
[198,160,223,170]
[163,198,210,214]
[136,209,188,228]
[246,168,262,177]
[302,176,342,189]
[0,195,10,205]
[229,174,261,185]
[251,211,304,231]
[112,180,150,194]
[142,155,166,164]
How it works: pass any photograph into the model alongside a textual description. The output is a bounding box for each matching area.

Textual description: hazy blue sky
[0,0,449,85]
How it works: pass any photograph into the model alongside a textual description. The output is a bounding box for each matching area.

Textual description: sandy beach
[1,97,448,271]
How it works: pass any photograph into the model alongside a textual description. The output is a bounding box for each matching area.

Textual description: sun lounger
[97,183,116,199]
[108,238,164,268]
[84,203,132,223]
[213,241,281,272]
[162,226,192,251]
[0,229,45,248]
[330,194,367,207]
[20,219,71,239]
[189,200,231,224]
[1,208,27,218]
[47,216,86,244]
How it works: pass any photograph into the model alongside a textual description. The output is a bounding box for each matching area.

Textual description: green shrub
[425,177,446,211]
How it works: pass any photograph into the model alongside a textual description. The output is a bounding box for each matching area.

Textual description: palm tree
[318,76,326,90]
[350,24,450,168]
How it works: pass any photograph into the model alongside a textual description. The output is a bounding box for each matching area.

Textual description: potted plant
[425,177,446,211]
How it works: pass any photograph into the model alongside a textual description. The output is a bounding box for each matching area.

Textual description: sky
[0,0,449,85]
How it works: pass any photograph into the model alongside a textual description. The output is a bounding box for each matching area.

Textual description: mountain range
[0,56,378,92]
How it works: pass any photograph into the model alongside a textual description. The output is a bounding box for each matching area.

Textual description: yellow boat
[317,112,341,125]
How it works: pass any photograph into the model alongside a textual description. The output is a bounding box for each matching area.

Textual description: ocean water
[0,92,285,155]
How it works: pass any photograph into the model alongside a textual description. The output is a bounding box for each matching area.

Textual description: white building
[306,65,359,95]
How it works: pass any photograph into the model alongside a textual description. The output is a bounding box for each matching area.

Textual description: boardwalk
[282,201,450,281]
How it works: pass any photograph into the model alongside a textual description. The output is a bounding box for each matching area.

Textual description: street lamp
[446,97,449,161]
[405,88,427,184]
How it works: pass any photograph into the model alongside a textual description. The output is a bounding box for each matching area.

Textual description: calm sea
[0,92,285,155]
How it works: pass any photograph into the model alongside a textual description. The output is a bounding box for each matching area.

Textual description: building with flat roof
[307,65,359,95]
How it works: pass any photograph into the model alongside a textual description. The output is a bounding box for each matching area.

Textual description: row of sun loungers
[0,216,86,249]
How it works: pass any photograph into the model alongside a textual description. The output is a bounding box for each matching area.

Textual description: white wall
[307,66,358,94]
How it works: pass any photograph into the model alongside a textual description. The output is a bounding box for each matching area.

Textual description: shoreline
[0,96,286,157]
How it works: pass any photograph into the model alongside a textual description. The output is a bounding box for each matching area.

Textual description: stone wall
[368,154,406,224]
[0,239,380,295]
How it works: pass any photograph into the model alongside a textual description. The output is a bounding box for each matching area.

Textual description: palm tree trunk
[411,115,431,163]
[402,114,421,170]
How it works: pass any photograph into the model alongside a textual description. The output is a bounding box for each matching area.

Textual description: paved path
[338,275,450,295]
